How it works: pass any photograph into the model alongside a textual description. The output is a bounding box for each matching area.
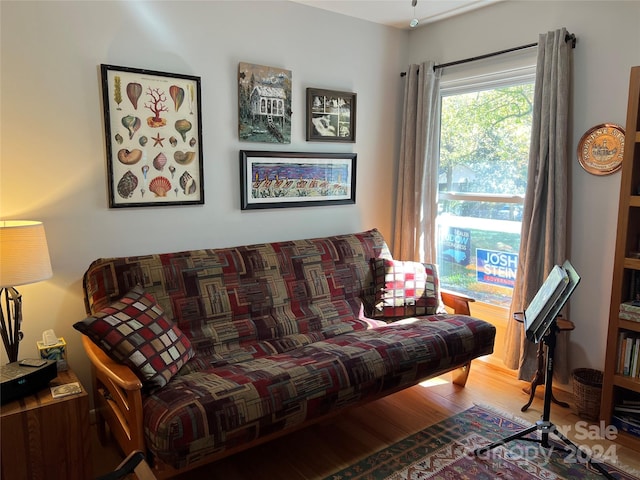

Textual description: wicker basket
[572,368,603,421]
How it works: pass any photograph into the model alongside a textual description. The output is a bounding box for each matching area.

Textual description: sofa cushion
[73,285,194,389]
[142,314,496,468]
[370,259,441,318]
[82,230,393,366]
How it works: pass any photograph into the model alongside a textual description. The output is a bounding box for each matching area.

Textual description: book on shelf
[614,405,640,415]
[612,415,640,437]
[618,331,628,374]
[621,301,640,314]
[631,337,640,377]
[630,270,640,306]
[620,310,640,322]
[616,331,640,377]
[624,336,635,376]
[614,393,640,425]
[620,301,640,322]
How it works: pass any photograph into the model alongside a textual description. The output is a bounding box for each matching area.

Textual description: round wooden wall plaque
[577,123,625,175]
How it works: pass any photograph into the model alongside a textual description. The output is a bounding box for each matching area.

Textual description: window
[436,69,535,308]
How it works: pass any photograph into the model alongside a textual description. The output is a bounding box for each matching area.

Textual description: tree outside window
[436,81,534,308]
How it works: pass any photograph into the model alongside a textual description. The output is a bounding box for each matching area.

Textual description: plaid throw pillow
[370,259,441,319]
[73,285,194,389]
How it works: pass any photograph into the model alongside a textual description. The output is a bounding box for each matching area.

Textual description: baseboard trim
[478,354,572,393]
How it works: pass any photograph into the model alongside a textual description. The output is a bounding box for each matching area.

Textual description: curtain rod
[400,33,576,77]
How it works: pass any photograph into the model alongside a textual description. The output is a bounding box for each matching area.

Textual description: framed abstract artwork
[240,150,356,210]
[306,88,356,142]
[100,64,204,207]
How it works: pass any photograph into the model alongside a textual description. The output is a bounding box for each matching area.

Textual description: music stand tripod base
[518,315,574,412]
[473,319,615,480]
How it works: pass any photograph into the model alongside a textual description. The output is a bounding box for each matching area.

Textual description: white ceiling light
[290,1,504,30]
[410,0,419,28]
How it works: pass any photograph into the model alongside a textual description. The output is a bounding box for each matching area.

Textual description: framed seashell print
[100,64,204,207]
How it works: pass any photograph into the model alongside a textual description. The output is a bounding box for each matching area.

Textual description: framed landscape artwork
[100,64,204,208]
[240,150,357,210]
[238,62,292,144]
[306,88,356,142]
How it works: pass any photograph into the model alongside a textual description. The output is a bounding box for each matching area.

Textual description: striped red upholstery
[82,229,495,468]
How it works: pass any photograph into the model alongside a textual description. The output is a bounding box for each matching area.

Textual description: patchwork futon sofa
[76,229,495,478]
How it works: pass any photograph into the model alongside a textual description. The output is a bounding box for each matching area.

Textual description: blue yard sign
[476,248,518,288]
[440,227,471,266]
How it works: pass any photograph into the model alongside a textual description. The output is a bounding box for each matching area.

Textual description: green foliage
[440,84,533,195]
[437,82,533,306]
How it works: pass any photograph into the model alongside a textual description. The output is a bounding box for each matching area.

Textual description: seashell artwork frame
[101,64,204,207]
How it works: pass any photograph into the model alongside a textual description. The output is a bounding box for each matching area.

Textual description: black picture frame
[240,150,357,210]
[100,64,204,208]
[306,88,356,142]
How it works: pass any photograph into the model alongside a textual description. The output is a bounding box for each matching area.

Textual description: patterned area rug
[324,405,639,480]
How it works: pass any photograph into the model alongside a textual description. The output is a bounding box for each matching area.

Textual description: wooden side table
[0,368,92,480]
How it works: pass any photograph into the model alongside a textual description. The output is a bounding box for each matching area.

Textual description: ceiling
[290,0,503,30]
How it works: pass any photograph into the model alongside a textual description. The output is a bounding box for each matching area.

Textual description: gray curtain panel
[503,27,573,383]
[393,62,441,262]
[395,29,572,382]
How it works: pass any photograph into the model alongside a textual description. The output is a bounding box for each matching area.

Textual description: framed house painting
[238,62,292,144]
[240,150,356,210]
[100,64,204,208]
[306,88,356,142]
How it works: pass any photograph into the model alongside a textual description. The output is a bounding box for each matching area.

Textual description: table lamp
[0,221,53,363]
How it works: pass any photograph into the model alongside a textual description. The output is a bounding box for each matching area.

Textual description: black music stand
[473,261,615,480]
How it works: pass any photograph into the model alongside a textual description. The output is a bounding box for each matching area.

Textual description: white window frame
[436,65,536,306]
[438,65,536,210]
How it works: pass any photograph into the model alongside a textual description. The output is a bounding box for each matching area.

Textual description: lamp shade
[0,221,53,288]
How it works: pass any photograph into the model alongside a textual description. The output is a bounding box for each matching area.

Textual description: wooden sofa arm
[81,335,145,455]
[440,288,475,315]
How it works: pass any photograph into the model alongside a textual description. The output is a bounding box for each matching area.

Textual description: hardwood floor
[92,360,640,479]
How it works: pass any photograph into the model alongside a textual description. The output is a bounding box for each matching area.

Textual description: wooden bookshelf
[601,66,640,450]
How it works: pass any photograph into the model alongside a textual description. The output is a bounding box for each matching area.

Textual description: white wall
[0,1,407,390]
[408,0,640,375]
[2,0,639,396]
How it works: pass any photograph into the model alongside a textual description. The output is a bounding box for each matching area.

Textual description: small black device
[1,359,57,404]
[19,358,48,368]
